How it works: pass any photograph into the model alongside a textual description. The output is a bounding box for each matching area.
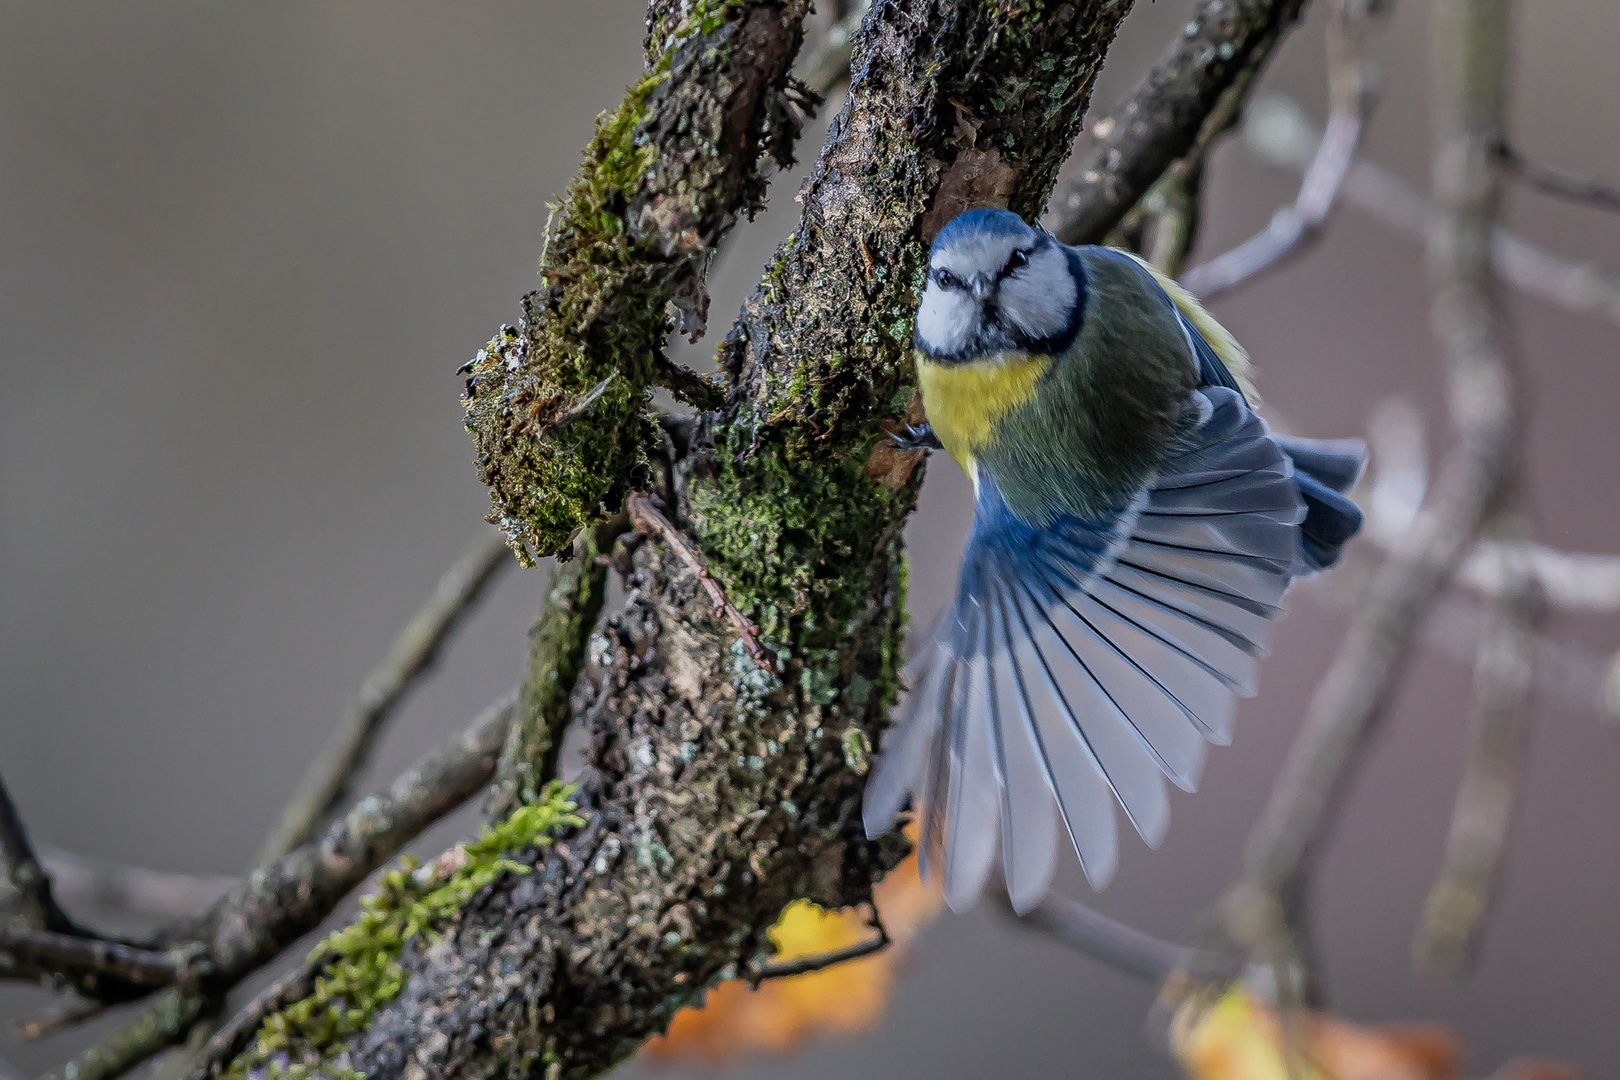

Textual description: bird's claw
[888,422,943,452]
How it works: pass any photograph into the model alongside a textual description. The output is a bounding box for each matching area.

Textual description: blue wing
[1169,300,1367,573]
[865,387,1305,912]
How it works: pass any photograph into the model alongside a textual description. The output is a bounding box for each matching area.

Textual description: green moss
[227,786,584,1080]
[462,0,746,563]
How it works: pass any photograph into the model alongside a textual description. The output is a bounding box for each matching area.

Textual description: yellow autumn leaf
[641,843,942,1070]
[1173,986,1579,1080]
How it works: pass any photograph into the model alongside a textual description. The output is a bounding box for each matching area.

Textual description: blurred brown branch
[1496,141,1620,214]
[1053,0,1313,246]
[1241,95,1620,328]
[1217,0,1522,985]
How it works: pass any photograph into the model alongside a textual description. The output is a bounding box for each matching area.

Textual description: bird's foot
[887,422,943,452]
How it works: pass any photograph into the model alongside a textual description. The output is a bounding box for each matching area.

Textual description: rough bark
[201,3,1136,1079]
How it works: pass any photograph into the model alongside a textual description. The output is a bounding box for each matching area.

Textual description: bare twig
[1496,141,1620,213]
[626,493,775,674]
[256,531,513,864]
[1416,547,1542,976]
[1242,95,1620,328]
[1219,0,1520,976]
[653,356,726,412]
[1000,891,1187,983]
[38,990,209,1080]
[39,848,234,922]
[0,767,72,933]
[1053,0,1311,246]
[1182,0,1381,298]
[748,911,888,984]
[0,925,200,990]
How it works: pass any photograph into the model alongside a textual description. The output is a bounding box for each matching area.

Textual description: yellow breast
[915,351,1051,468]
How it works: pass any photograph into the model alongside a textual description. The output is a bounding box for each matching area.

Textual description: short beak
[971,277,994,302]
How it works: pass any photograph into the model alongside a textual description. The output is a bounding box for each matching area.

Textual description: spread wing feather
[865,387,1305,912]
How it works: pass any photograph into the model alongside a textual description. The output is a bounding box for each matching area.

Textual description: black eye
[932,267,962,290]
[1005,249,1029,275]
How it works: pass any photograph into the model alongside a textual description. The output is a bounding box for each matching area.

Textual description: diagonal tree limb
[0,925,202,991]
[36,849,234,923]
[1217,0,1521,979]
[1181,0,1384,297]
[1052,0,1313,246]
[37,990,209,1080]
[1495,141,1620,213]
[256,531,514,864]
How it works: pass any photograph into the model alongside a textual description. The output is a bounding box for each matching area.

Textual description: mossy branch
[461,0,813,561]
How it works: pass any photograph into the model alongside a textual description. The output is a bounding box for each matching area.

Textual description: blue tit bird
[863,208,1367,914]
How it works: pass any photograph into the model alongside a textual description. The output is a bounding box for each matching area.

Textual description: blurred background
[3,1,1618,1077]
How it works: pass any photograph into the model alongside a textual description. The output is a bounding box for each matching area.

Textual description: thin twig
[1241,94,1620,328]
[255,531,513,864]
[626,493,775,674]
[748,906,888,984]
[39,848,234,922]
[0,767,72,933]
[652,355,726,412]
[749,933,887,982]
[1415,546,1542,977]
[1181,0,1380,298]
[37,990,209,1080]
[1496,141,1620,213]
[999,891,1187,984]
[1219,0,1520,977]
[0,925,199,990]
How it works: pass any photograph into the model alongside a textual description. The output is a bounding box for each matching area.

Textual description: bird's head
[915,208,1083,363]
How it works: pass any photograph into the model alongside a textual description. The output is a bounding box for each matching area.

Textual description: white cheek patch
[996,246,1076,341]
[916,285,978,355]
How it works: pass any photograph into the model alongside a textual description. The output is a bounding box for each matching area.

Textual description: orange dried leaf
[642,846,942,1070]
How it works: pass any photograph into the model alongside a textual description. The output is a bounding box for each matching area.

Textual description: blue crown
[931,208,1031,253]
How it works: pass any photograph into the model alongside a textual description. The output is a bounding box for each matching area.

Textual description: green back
[977,248,1197,524]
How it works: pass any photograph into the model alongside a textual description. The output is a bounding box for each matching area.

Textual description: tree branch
[1052,0,1312,246]
[1181,0,1382,297]
[38,990,208,1080]
[158,692,515,973]
[1416,549,1541,976]
[192,4,1139,1078]
[0,926,200,991]
[490,520,622,817]
[1496,140,1620,213]
[256,531,513,864]
[1217,0,1521,976]
[1241,94,1620,329]
[463,0,816,560]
